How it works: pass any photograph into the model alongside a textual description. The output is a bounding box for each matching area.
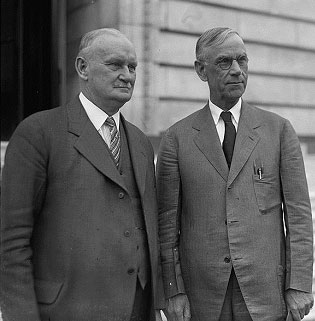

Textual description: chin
[115,94,132,103]
[229,89,244,98]
[117,88,133,97]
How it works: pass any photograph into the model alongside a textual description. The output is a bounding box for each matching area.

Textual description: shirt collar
[79,92,120,131]
[208,98,242,126]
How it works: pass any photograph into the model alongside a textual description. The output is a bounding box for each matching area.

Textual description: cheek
[242,66,248,77]
[219,74,228,87]
[131,73,136,83]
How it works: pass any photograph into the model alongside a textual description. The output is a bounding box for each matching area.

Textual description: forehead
[91,35,137,62]
[204,34,246,59]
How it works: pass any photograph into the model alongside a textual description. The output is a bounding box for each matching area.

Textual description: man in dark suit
[1,28,164,321]
[157,27,313,321]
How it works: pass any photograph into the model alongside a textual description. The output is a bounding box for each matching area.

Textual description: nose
[119,65,134,82]
[229,59,242,75]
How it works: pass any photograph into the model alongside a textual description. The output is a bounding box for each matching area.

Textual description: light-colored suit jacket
[156,101,313,321]
[1,96,164,321]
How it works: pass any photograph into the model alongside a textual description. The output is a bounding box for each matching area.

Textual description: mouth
[227,81,243,85]
[114,84,132,90]
[114,87,132,94]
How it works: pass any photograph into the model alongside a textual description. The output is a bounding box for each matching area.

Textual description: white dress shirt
[208,98,242,144]
[79,92,120,148]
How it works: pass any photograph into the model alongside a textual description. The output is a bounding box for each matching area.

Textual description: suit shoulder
[18,106,63,129]
[167,107,204,132]
[123,119,147,139]
[245,103,296,137]
[123,118,153,149]
[249,104,288,124]
[10,107,64,145]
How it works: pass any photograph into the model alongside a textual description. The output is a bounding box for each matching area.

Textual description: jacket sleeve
[156,129,186,298]
[280,119,313,293]
[1,117,48,321]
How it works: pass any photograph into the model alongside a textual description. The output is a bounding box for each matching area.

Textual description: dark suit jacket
[156,101,313,321]
[1,96,164,321]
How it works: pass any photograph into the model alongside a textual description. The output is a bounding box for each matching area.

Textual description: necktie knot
[105,116,116,128]
[220,111,233,123]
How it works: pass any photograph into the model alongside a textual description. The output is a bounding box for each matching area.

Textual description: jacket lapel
[121,117,148,197]
[227,101,261,187]
[193,105,229,181]
[67,96,127,190]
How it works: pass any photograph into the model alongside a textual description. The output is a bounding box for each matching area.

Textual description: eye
[237,55,248,65]
[218,57,230,65]
[216,57,232,69]
[128,65,136,72]
[104,62,122,70]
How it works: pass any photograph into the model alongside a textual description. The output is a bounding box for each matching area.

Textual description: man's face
[84,35,137,113]
[196,34,248,109]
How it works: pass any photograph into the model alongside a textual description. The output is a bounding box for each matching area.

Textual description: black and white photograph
[1,1,315,320]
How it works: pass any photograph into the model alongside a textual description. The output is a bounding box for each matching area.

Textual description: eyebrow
[215,53,247,60]
[104,56,137,65]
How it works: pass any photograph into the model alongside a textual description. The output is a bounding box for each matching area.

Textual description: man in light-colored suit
[157,27,313,321]
[1,28,164,321]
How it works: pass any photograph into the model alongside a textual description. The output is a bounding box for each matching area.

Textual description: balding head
[77,28,132,60]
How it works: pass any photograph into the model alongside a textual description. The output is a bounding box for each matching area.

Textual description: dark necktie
[221,111,236,168]
[105,116,120,167]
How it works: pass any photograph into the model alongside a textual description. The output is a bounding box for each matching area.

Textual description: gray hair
[77,28,128,58]
[196,27,240,61]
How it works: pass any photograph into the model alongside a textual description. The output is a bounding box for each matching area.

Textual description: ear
[194,60,207,82]
[75,56,89,80]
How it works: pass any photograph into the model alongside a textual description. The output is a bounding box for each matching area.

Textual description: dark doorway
[1,0,53,141]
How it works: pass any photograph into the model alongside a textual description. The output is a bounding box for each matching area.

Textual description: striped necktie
[105,116,120,167]
[221,111,236,168]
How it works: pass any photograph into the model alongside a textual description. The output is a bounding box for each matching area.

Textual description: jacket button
[127,268,135,275]
[224,256,231,263]
[118,192,124,199]
[124,230,130,237]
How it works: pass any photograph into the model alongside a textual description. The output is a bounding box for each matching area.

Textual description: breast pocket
[253,173,282,214]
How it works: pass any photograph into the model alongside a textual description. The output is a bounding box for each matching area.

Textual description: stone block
[160,1,315,49]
